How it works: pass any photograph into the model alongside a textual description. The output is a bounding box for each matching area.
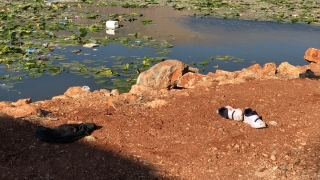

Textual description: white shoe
[243,108,267,128]
[217,106,243,121]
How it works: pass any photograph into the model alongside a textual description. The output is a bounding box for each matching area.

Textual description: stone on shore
[136,59,198,90]
[276,62,301,78]
[304,47,320,63]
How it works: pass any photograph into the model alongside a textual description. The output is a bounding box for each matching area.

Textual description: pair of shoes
[217,106,267,129]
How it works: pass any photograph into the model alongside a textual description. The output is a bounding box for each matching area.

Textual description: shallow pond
[1,7,319,102]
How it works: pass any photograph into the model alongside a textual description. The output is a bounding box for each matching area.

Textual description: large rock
[276,62,301,78]
[64,86,91,98]
[237,63,276,80]
[214,70,238,78]
[259,63,277,78]
[308,63,320,74]
[176,72,207,88]
[237,64,262,80]
[136,60,197,90]
[304,48,320,63]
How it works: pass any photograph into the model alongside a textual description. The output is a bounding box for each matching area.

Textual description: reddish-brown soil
[1,78,320,179]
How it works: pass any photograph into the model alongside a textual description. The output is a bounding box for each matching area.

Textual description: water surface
[1,7,319,102]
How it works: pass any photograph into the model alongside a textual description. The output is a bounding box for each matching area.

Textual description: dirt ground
[1,76,320,180]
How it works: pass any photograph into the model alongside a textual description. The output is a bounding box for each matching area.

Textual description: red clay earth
[1,76,320,180]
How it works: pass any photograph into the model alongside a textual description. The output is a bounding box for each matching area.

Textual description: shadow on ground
[0,114,165,180]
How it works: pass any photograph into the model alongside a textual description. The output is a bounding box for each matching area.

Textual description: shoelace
[231,110,235,120]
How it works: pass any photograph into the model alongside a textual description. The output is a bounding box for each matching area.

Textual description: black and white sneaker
[243,108,267,128]
[217,106,243,121]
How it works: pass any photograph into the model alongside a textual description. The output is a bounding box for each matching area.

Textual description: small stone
[300,142,306,146]
[262,153,269,158]
[84,136,97,142]
[257,166,267,172]
[269,121,277,126]
[271,154,276,161]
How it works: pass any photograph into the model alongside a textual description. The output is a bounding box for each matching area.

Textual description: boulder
[276,62,301,78]
[304,48,320,63]
[246,63,263,72]
[176,72,207,88]
[64,86,90,98]
[210,70,239,83]
[129,84,158,96]
[308,63,320,75]
[238,63,276,80]
[214,70,238,78]
[259,63,277,78]
[237,64,262,80]
[136,60,197,90]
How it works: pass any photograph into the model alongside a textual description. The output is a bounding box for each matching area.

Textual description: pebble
[84,136,97,142]
[271,154,276,161]
[262,153,269,158]
[269,121,277,126]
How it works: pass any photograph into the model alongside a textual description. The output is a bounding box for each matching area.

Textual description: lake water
[1,7,319,102]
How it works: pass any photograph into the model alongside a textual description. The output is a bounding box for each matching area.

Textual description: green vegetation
[0,0,318,95]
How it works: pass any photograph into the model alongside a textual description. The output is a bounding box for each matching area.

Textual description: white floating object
[106,21,119,29]
[106,29,116,35]
[0,84,13,90]
[82,86,90,91]
[83,43,99,48]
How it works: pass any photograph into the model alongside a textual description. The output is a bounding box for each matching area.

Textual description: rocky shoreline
[1,48,319,119]
[1,48,320,179]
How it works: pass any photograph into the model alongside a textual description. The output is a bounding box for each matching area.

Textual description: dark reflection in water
[1,6,320,102]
